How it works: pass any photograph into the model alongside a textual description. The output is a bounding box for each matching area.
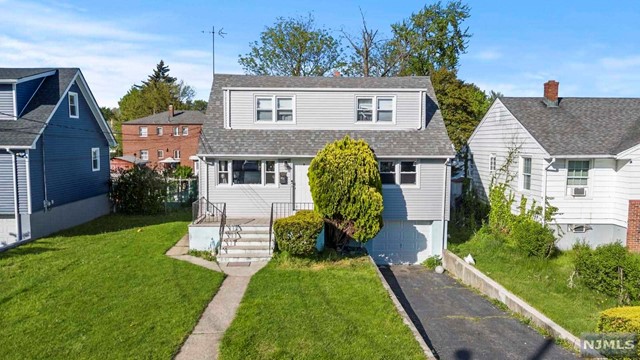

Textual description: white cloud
[473,49,503,61]
[0,0,243,107]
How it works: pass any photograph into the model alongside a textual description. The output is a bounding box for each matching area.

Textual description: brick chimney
[333,70,341,77]
[544,80,559,103]
[168,104,174,118]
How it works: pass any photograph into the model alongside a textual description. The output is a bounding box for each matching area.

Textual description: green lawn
[451,229,620,335]
[0,212,225,359]
[220,254,424,360]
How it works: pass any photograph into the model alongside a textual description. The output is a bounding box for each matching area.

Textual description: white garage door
[366,220,432,265]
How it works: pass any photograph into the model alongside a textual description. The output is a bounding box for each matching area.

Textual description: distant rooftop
[0,68,55,81]
[125,110,206,125]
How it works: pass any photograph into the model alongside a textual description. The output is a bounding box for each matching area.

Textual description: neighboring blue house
[0,68,116,249]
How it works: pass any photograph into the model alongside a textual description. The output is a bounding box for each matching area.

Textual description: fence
[165,178,198,208]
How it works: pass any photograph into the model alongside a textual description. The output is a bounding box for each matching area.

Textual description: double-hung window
[356,96,395,123]
[139,126,148,137]
[567,160,589,186]
[69,92,79,118]
[156,127,163,136]
[379,161,396,184]
[140,150,149,161]
[157,149,164,159]
[378,160,418,186]
[173,127,179,136]
[521,157,532,190]
[182,126,189,136]
[174,150,181,159]
[256,96,295,122]
[400,161,417,185]
[490,154,497,172]
[91,148,100,171]
[265,161,277,184]
[218,161,230,184]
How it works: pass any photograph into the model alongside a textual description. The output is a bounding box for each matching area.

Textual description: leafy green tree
[391,1,471,75]
[308,136,383,248]
[110,166,167,214]
[173,165,193,179]
[431,68,490,150]
[239,14,344,76]
[189,99,208,111]
[488,90,504,103]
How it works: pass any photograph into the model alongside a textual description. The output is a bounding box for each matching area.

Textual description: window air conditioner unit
[572,187,586,197]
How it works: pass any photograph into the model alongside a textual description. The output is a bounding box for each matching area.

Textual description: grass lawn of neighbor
[451,229,620,335]
[219,253,424,360]
[0,211,224,359]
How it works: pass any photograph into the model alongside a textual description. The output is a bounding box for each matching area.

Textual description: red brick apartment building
[121,106,205,172]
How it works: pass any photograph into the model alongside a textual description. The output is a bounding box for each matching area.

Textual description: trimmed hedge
[273,210,324,256]
[574,242,640,303]
[597,306,640,358]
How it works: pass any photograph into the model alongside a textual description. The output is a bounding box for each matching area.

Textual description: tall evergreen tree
[141,60,177,87]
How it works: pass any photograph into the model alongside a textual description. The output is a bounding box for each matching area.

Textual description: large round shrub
[110,166,166,214]
[511,216,556,258]
[308,136,383,245]
[273,210,324,256]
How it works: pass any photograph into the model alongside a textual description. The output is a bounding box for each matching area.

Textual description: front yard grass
[0,211,225,359]
[451,229,620,335]
[220,253,424,360]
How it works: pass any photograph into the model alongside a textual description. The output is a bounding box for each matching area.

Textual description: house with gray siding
[0,68,117,249]
[468,80,640,252]
[190,74,454,264]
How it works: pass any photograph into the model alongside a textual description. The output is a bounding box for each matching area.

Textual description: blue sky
[2,0,639,107]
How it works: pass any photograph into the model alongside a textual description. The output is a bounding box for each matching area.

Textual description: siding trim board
[223,87,428,92]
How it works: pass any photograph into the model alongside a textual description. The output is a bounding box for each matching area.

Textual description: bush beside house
[273,210,324,256]
[110,167,166,214]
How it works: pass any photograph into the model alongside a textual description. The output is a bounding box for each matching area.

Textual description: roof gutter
[551,154,615,159]
[196,153,455,159]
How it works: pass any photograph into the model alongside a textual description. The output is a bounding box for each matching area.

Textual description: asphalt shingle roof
[500,97,640,156]
[125,110,206,125]
[0,68,79,147]
[0,68,55,81]
[199,74,454,157]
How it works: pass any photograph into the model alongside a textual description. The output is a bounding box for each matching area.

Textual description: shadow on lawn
[0,245,59,261]
[53,210,192,238]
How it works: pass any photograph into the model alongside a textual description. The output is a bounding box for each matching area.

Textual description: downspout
[441,158,451,253]
[42,134,49,211]
[542,158,556,225]
[6,148,22,242]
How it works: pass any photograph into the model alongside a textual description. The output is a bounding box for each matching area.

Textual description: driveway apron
[380,265,577,360]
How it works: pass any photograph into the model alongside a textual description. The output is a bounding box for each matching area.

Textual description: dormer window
[356,96,395,123]
[255,96,295,123]
[68,92,79,118]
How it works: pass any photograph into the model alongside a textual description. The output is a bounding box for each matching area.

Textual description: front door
[294,161,313,204]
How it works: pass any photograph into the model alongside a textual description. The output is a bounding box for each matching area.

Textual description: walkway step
[222,239,270,247]
[217,253,272,263]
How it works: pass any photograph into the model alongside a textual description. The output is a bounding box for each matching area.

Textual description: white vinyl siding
[228,90,422,129]
[0,84,15,120]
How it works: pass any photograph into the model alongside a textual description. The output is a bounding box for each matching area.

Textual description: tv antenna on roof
[202,26,227,83]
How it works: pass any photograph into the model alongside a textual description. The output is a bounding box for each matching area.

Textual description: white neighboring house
[468,80,640,252]
[190,74,455,264]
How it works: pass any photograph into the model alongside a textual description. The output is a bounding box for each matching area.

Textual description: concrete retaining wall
[442,250,581,351]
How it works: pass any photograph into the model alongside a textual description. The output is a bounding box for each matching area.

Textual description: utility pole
[201,26,227,85]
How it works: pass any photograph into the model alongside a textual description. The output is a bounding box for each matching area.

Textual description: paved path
[380,265,577,360]
[166,236,267,360]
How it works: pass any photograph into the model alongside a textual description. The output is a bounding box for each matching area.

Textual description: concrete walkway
[380,265,577,360]
[166,236,267,360]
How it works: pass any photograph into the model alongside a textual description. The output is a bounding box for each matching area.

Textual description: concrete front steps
[218,225,273,263]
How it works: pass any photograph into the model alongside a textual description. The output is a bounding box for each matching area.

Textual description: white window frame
[139,126,148,137]
[489,154,497,172]
[174,149,181,159]
[216,159,280,187]
[520,156,532,191]
[379,160,397,186]
[566,159,591,197]
[68,92,79,118]
[140,149,149,161]
[157,149,164,159]
[182,126,189,136]
[355,95,396,124]
[254,95,296,123]
[173,126,179,136]
[91,147,100,172]
[378,160,420,188]
[156,126,163,136]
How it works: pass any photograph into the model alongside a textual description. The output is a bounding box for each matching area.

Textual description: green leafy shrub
[574,242,640,303]
[511,216,556,258]
[308,136,383,245]
[597,306,640,358]
[488,183,517,235]
[173,165,193,179]
[110,166,166,214]
[422,255,442,270]
[273,210,324,256]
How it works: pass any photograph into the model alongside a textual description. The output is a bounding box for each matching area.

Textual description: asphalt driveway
[380,265,577,360]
